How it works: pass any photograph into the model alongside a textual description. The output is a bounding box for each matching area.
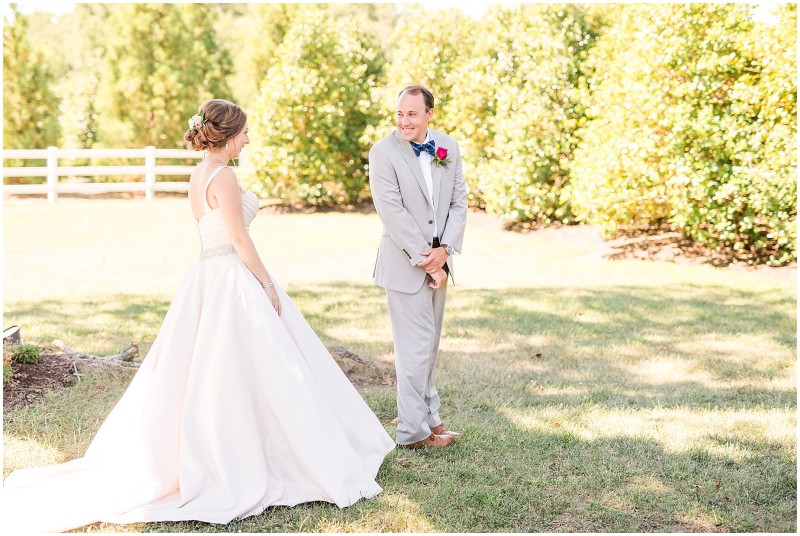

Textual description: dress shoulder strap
[202,165,228,213]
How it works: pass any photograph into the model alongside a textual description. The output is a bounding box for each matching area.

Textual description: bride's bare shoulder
[207,166,237,185]
[206,167,242,198]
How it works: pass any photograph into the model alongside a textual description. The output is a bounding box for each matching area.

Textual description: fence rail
[2,146,215,202]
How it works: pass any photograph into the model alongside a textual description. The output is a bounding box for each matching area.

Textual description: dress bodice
[197,191,259,249]
[196,166,259,255]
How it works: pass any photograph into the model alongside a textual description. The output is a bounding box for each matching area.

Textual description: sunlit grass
[2,198,796,532]
[4,368,136,471]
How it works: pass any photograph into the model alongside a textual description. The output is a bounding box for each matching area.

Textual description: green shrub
[449,4,601,225]
[372,9,478,144]
[11,343,41,364]
[570,3,797,264]
[569,4,701,235]
[93,3,233,149]
[3,6,61,151]
[361,9,481,206]
[2,346,11,385]
[245,9,385,206]
[669,3,797,264]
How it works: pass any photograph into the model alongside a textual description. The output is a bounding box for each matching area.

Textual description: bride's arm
[208,168,282,315]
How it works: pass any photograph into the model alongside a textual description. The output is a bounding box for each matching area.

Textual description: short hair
[398,85,434,111]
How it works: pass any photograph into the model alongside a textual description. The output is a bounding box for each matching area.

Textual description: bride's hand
[264,286,282,316]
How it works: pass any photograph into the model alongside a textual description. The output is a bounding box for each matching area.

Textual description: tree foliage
[215,3,394,111]
[3,4,796,263]
[54,5,106,152]
[570,3,797,264]
[3,5,61,150]
[245,9,385,205]
[450,4,601,223]
[212,3,302,109]
[373,8,478,142]
[94,3,233,148]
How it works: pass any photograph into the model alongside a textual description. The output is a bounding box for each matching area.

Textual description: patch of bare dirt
[602,230,792,270]
[3,349,81,412]
[328,345,396,388]
[4,344,395,415]
[600,229,797,279]
[473,208,796,279]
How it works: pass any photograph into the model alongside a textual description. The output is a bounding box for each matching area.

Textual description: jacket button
[428,220,433,224]
[427,242,432,246]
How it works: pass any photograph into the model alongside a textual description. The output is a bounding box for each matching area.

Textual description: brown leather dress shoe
[398,433,454,449]
[430,424,463,439]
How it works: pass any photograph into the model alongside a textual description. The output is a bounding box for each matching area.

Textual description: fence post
[46,146,58,203]
[145,145,156,200]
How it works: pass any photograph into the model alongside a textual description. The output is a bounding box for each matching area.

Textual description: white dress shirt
[417,131,438,238]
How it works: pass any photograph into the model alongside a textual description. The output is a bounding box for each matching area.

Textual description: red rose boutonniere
[432,146,452,168]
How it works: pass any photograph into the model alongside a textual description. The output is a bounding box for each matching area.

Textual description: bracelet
[261,281,275,289]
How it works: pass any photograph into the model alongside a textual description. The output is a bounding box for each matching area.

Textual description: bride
[3,99,396,533]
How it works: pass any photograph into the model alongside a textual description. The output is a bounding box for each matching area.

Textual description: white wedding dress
[3,167,396,533]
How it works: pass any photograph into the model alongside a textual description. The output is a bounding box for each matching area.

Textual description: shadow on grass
[371,405,796,532]
[4,295,171,354]
[282,282,795,531]
[285,281,795,407]
[6,282,793,410]
[3,281,795,532]
[445,284,794,357]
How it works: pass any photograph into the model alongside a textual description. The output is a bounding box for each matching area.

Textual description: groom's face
[396,91,433,144]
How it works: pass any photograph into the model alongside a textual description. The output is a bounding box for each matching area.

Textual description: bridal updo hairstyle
[184,99,247,151]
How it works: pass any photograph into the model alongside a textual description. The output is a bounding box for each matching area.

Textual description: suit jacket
[369,129,468,294]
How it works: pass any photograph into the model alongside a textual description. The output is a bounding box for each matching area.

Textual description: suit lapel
[393,131,431,206]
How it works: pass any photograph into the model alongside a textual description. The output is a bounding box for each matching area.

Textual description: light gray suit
[369,129,467,444]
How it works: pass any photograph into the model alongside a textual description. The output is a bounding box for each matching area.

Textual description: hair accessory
[188,110,206,130]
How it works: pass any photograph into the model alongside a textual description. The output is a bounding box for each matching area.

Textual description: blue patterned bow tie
[411,139,436,157]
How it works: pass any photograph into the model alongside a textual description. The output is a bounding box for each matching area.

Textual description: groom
[369,85,468,449]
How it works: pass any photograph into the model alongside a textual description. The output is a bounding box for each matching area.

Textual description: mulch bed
[3,349,81,412]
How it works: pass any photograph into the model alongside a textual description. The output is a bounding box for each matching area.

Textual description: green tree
[366,8,481,208]
[450,4,601,223]
[58,66,99,150]
[3,5,61,151]
[213,3,301,109]
[246,9,385,205]
[94,3,233,148]
[215,3,395,109]
[327,3,396,49]
[374,8,478,142]
[570,3,796,264]
[55,4,104,150]
[7,5,105,151]
[568,4,678,235]
[670,3,797,264]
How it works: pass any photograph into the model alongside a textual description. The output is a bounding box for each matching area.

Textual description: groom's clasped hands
[418,246,449,289]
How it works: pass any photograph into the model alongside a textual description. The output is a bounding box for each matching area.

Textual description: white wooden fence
[2,146,212,202]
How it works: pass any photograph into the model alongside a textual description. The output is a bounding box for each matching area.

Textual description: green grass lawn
[3,197,796,532]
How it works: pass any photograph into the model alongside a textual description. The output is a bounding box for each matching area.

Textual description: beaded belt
[199,243,237,260]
